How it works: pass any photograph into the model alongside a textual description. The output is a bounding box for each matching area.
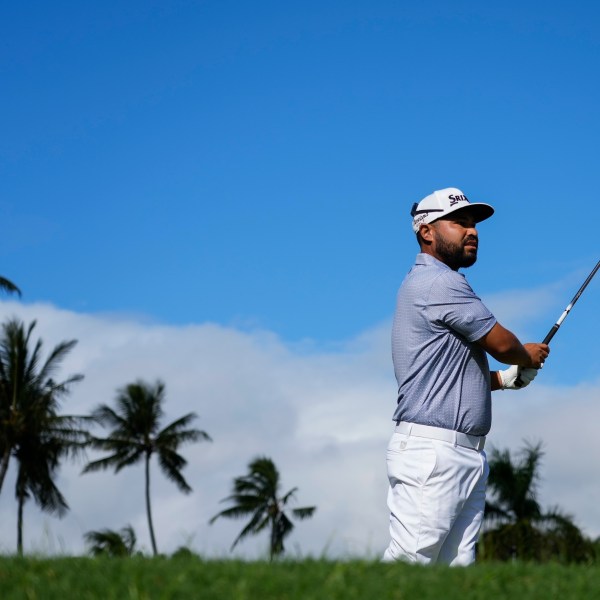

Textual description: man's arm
[478,323,549,391]
[490,371,503,391]
[476,322,549,368]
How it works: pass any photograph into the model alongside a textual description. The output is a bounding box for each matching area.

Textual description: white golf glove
[498,365,538,390]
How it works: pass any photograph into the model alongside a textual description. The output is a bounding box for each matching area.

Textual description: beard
[433,230,478,270]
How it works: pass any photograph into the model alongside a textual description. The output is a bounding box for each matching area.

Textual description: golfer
[383,187,549,566]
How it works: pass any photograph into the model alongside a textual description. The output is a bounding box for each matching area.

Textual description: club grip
[543,325,559,345]
[515,324,557,387]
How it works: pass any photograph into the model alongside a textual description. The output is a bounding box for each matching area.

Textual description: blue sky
[1,1,599,556]
[3,1,598,341]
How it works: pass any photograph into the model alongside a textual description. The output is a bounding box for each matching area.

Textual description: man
[383,187,549,566]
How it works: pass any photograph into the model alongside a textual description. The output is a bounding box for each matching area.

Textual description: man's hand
[523,343,550,369]
[498,365,538,390]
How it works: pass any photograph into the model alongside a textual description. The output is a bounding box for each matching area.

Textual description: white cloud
[0,301,394,557]
[0,298,598,559]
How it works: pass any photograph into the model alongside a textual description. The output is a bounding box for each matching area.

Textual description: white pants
[382,429,489,566]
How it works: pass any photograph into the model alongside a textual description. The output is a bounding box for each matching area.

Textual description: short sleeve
[426,271,496,342]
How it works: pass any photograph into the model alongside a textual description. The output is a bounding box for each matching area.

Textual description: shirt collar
[414,253,452,270]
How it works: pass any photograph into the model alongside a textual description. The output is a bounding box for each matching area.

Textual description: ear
[419,223,434,244]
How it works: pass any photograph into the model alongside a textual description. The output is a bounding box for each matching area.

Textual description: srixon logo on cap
[413,213,428,227]
[448,193,469,206]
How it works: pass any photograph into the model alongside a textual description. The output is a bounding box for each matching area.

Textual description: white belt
[395,421,486,451]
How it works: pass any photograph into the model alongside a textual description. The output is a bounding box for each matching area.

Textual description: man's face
[429,211,479,270]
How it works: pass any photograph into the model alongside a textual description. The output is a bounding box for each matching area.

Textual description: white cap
[411,187,495,233]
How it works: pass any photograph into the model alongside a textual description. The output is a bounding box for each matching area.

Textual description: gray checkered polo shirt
[391,253,497,436]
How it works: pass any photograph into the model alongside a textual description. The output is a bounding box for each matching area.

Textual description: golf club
[515,259,600,387]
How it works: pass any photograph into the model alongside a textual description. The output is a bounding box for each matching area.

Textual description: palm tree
[85,525,137,557]
[481,440,593,563]
[484,440,544,526]
[82,379,211,556]
[210,456,316,560]
[0,318,86,554]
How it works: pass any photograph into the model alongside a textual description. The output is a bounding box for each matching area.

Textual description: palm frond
[281,487,298,505]
[484,500,511,523]
[539,506,579,533]
[34,339,79,385]
[0,277,21,296]
[230,509,269,550]
[158,413,198,435]
[209,502,259,524]
[291,506,316,520]
[157,450,192,493]
[213,490,270,511]
[231,477,266,495]
[15,447,69,517]
[85,525,136,557]
[209,507,240,524]
[82,445,144,473]
[158,427,211,448]
[90,404,128,428]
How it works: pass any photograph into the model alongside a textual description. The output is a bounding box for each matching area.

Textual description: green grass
[0,557,599,599]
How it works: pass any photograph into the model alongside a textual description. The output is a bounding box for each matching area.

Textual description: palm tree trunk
[17,488,24,556]
[269,516,276,562]
[0,448,10,494]
[145,452,158,556]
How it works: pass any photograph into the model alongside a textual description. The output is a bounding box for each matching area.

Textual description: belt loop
[453,431,458,448]
[407,422,413,437]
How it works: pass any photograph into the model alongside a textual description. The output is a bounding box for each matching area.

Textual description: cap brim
[437,202,495,224]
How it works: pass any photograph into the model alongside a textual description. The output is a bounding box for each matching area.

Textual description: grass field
[1,557,599,599]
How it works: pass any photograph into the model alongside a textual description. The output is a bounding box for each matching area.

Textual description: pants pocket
[387,436,437,487]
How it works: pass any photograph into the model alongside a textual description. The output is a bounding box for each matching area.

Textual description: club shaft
[513,259,599,388]
[542,259,600,345]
